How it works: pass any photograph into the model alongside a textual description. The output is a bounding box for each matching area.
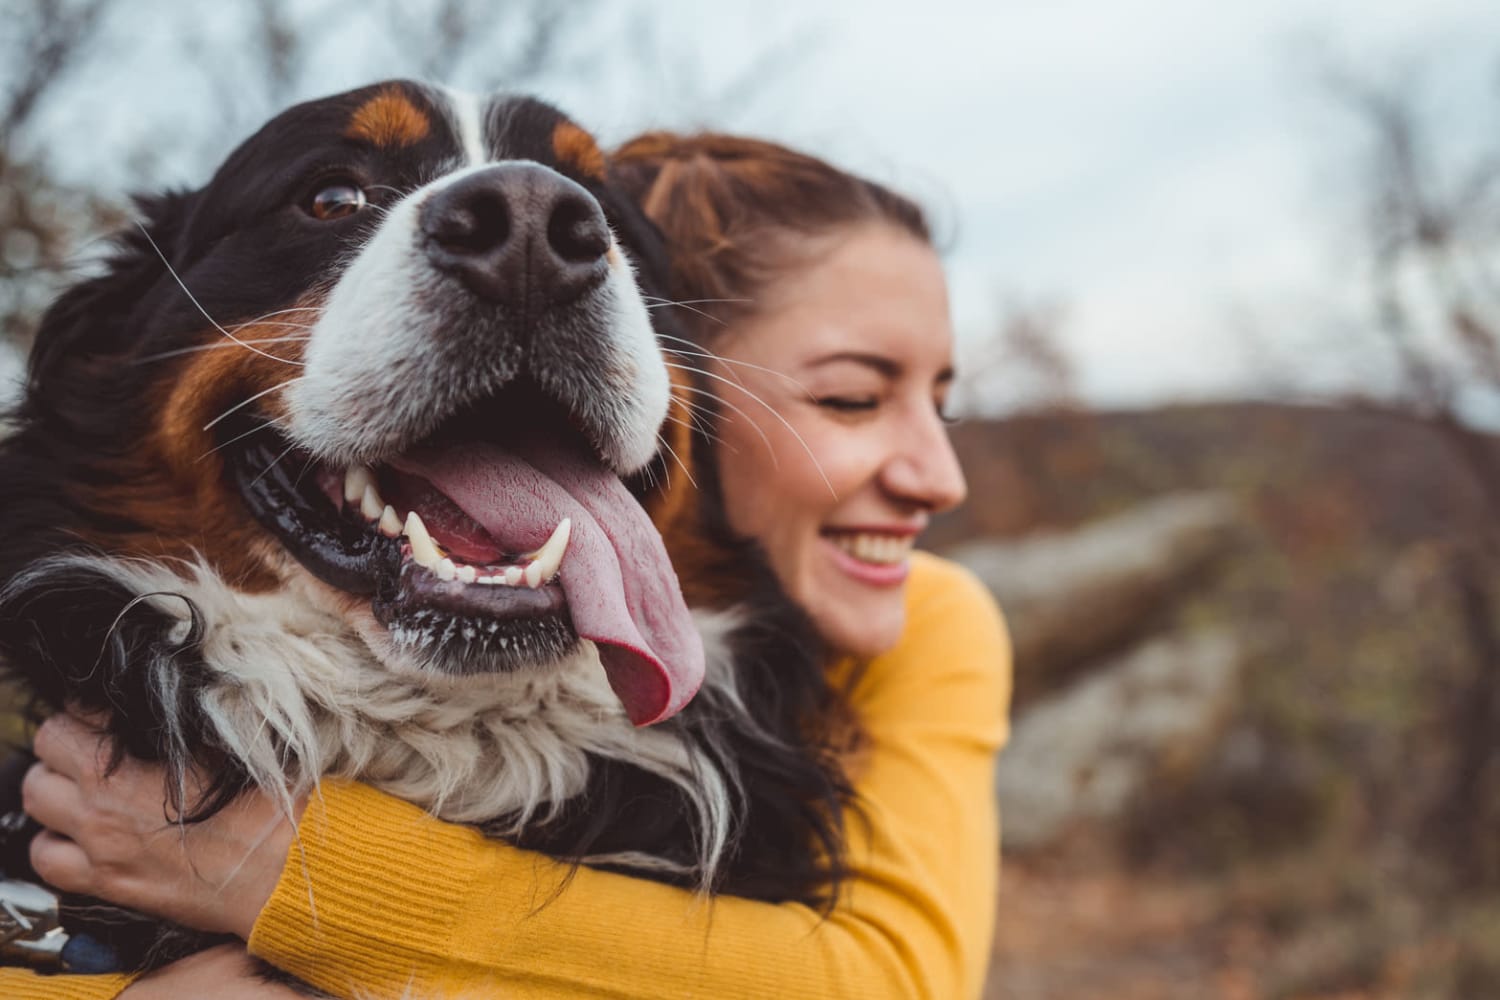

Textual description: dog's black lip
[371,558,579,674]
[229,427,399,595]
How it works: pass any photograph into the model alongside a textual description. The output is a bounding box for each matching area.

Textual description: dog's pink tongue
[390,442,703,726]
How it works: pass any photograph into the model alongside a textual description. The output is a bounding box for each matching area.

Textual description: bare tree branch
[1,0,114,143]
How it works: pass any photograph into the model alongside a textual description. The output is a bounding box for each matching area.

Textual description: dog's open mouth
[223,391,702,726]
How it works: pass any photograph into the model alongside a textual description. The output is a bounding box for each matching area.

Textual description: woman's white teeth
[404,511,444,567]
[832,532,913,565]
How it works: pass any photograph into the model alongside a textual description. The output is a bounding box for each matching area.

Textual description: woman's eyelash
[816,397,879,412]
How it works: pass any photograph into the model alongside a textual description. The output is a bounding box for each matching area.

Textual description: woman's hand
[119,944,306,999]
[20,712,302,940]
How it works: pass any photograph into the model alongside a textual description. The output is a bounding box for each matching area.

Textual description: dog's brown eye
[307,182,367,221]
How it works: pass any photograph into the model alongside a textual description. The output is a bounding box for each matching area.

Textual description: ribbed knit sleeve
[0,971,135,999]
[249,553,1012,999]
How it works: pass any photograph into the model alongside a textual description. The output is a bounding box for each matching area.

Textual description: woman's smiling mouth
[820,528,917,586]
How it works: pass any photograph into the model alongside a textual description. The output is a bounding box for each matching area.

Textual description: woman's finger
[32,712,107,782]
[29,828,94,894]
[20,760,87,837]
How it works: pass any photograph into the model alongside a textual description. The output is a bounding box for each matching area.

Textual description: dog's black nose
[420,163,611,307]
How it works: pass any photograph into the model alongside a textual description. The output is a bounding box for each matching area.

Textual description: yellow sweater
[3,553,1011,1000]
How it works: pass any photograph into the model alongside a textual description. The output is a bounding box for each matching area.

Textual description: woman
[8,133,1012,1000]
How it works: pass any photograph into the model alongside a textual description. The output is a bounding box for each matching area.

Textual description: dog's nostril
[548,194,609,264]
[421,164,609,307]
[431,191,511,256]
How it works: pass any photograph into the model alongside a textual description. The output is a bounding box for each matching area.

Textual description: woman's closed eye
[816,396,880,415]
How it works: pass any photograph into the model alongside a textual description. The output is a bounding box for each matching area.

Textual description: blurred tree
[954,295,1079,417]
[1326,59,1500,887]
[0,0,123,353]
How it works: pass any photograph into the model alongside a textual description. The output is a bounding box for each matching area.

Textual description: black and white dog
[0,82,851,969]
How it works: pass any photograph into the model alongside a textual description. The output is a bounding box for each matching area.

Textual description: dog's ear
[26,190,192,387]
[597,173,676,311]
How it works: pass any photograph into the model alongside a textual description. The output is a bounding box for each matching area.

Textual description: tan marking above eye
[345,88,431,148]
[551,121,606,180]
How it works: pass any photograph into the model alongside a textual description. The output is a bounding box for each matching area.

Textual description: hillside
[951,402,1500,998]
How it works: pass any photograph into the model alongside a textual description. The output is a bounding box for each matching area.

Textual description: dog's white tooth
[360,484,385,521]
[524,561,543,588]
[435,558,457,581]
[528,518,571,584]
[504,566,524,586]
[344,466,375,505]
[475,575,496,585]
[405,511,442,567]
[456,565,478,584]
[379,505,403,537]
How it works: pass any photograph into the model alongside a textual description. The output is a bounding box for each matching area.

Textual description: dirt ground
[986,860,1248,1000]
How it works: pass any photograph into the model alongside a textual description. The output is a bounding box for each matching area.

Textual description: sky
[8,0,1500,413]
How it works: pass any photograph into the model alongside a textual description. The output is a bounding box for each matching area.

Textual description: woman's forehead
[737,227,953,372]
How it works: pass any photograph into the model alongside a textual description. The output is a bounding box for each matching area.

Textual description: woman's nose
[880,408,967,512]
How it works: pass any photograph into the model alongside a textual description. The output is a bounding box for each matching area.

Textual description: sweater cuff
[247,780,480,996]
[0,971,137,1000]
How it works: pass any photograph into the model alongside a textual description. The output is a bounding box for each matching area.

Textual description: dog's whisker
[202,378,301,432]
[249,441,301,487]
[644,301,728,327]
[222,305,324,330]
[664,414,735,456]
[136,335,313,366]
[643,296,753,308]
[676,384,779,471]
[135,223,306,367]
[673,396,730,441]
[658,335,816,397]
[291,452,319,491]
[668,364,836,496]
[197,417,288,462]
[655,433,698,491]
[222,319,318,334]
[663,413,723,447]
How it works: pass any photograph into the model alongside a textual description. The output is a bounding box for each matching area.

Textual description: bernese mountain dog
[0,81,850,972]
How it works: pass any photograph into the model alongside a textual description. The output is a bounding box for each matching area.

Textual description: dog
[0,81,852,972]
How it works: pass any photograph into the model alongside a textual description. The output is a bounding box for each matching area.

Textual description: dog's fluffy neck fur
[19,554,737,881]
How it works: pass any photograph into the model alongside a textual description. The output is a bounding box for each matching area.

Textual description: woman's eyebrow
[805,351,901,377]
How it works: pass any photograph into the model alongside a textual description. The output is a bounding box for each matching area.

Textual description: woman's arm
[250,554,1010,1000]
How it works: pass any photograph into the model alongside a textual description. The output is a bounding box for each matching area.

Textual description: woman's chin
[806,567,908,659]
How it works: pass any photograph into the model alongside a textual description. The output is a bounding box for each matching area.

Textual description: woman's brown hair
[611,131,930,343]
[609,133,925,908]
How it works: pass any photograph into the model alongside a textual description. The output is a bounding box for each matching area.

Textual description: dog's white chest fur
[93,558,710,835]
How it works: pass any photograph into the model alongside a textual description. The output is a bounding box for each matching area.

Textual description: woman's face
[709,222,967,658]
